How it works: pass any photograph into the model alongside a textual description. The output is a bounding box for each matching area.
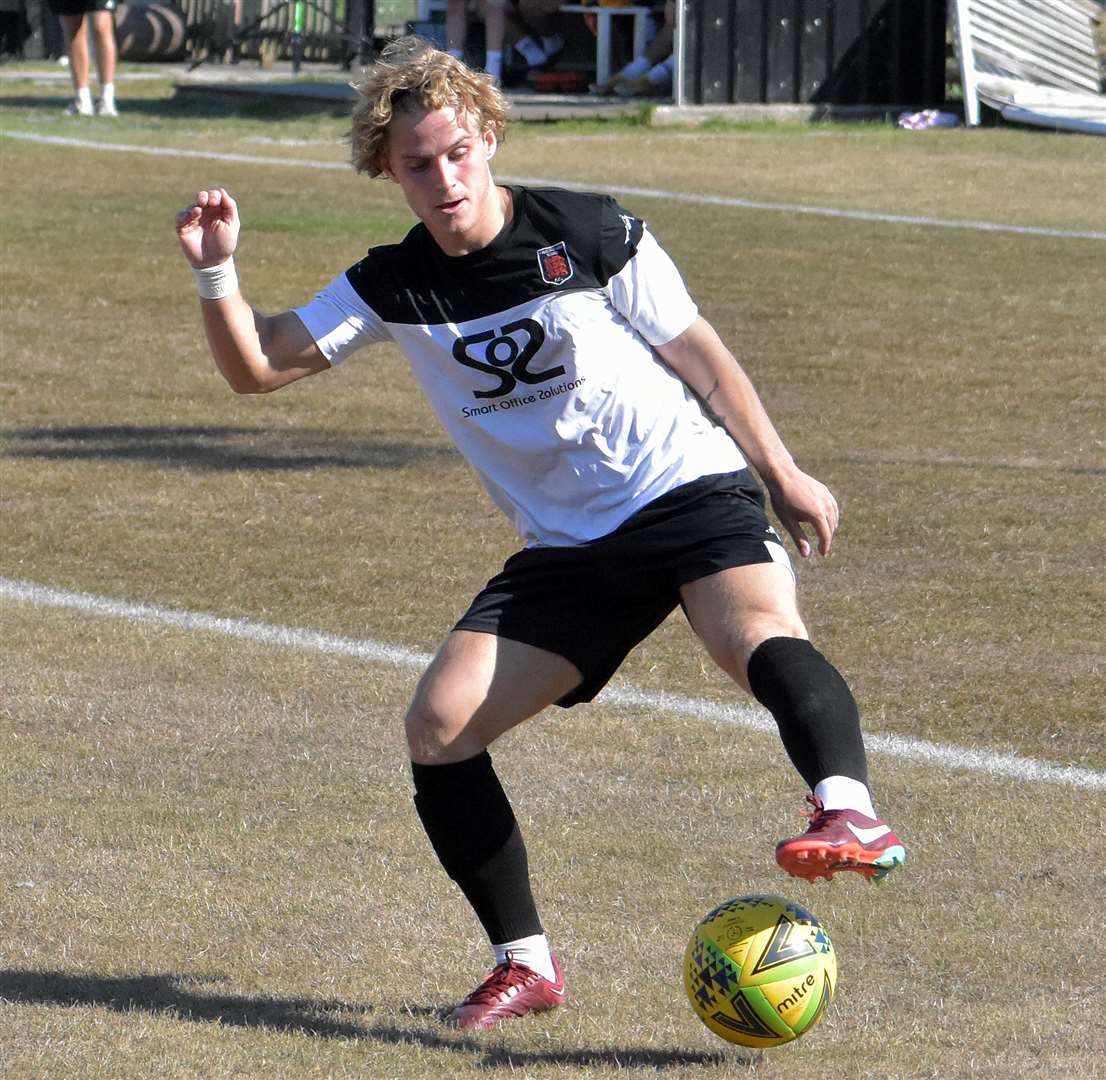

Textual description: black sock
[411,751,543,945]
[746,636,869,791]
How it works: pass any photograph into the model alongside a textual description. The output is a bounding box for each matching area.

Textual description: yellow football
[684,894,837,1047]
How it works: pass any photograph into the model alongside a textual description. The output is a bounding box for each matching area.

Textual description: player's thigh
[515,0,562,23]
[516,0,562,12]
[58,11,86,37]
[680,563,807,691]
[405,629,582,763]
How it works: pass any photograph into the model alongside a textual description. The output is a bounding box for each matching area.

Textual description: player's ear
[483,128,498,160]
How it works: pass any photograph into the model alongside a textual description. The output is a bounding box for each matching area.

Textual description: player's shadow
[0,969,366,1038]
[1,425,457,472]
[0,969,739,1069]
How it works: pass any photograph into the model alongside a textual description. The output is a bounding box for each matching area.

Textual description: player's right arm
[175,188,329,394]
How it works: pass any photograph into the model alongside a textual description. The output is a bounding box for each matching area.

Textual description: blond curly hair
[349,37,509,178]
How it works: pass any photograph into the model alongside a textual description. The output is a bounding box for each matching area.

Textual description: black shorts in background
[49,0,115,16]
[455,469,792,707]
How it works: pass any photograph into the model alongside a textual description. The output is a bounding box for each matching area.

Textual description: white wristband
[191,257,239,300]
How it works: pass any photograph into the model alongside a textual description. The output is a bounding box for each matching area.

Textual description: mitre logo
[537,241,573,285]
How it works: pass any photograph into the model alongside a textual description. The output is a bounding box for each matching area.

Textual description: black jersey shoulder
[343,186,646,326]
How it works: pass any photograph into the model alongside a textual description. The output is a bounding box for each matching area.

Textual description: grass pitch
[1,70,1105,1079]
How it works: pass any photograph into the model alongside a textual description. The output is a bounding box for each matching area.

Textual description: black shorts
[50,0,115,15]
[455,469,791,707]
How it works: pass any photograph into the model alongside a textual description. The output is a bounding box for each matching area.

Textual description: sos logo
[452,318,565,399]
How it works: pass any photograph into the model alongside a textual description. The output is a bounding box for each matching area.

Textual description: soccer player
[174,38,905,1032]
[52,0,119,117]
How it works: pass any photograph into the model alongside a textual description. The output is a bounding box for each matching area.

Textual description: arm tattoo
[698,378,730,431]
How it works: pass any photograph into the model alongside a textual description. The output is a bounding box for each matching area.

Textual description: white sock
[484,49,502,79]
[494,933,555,981]
[514,35,545,66]
[647,57,673,86]
[100,82,115,104]
[619,56,651,80]
[76,86,93,108]
[814,775,876,818]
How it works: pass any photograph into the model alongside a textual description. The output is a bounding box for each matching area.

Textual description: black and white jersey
[294,186,745,547]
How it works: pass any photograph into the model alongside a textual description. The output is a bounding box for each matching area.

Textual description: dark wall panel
[696,0,735,104]
[681,0,947,107]
[765,0,796,103]
[735,0,768,103]
[800,0,831,101]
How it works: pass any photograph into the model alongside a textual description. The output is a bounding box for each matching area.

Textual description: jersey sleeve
[292,267,391,367]
[600,200,699,347]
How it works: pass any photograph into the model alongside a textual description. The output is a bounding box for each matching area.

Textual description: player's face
[384,105,504,257]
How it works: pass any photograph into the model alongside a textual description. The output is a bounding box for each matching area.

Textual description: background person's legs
[593,0,675,96]
[446,0,468,56]
[512,0,563,69]
[479,0,508,80]
[447,0,508,81]
[89,9,116,115]
[59,7,116,116]
[59,12,93,114]
[649,0,676,63]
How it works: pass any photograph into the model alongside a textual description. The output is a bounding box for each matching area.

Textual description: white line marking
[0,130,351,169]
[4,576,1104,792]
[3,130,1104,243]
[499,174,1106,243]
[0,577,428,668]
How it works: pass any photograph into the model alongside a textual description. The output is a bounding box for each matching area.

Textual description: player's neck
[431,184,513,258]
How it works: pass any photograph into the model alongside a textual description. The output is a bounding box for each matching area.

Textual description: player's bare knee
[725,619,807,689]
[404,690,465,762]
[696,614,801,686]
[743,616,807,656]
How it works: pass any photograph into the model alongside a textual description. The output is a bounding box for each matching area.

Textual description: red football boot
[447,953,565,1030]
[776,795,906,883]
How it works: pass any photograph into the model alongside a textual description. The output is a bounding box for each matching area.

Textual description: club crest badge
[537,242,573,286]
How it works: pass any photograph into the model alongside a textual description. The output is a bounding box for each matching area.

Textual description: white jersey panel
[605,227,699,347]
[293,271,391,364]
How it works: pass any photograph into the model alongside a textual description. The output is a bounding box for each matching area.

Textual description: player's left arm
[655,318,839,559]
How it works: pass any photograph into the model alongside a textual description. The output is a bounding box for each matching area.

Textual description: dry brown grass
[1,88,1105,1078]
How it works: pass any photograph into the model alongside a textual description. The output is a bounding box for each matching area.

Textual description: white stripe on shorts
[764,540,795,581]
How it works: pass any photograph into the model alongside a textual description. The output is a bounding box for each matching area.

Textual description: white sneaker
[514,35,546,67]
[64,98,94,117]
[540,34,564,63]
[95,98,119,117]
